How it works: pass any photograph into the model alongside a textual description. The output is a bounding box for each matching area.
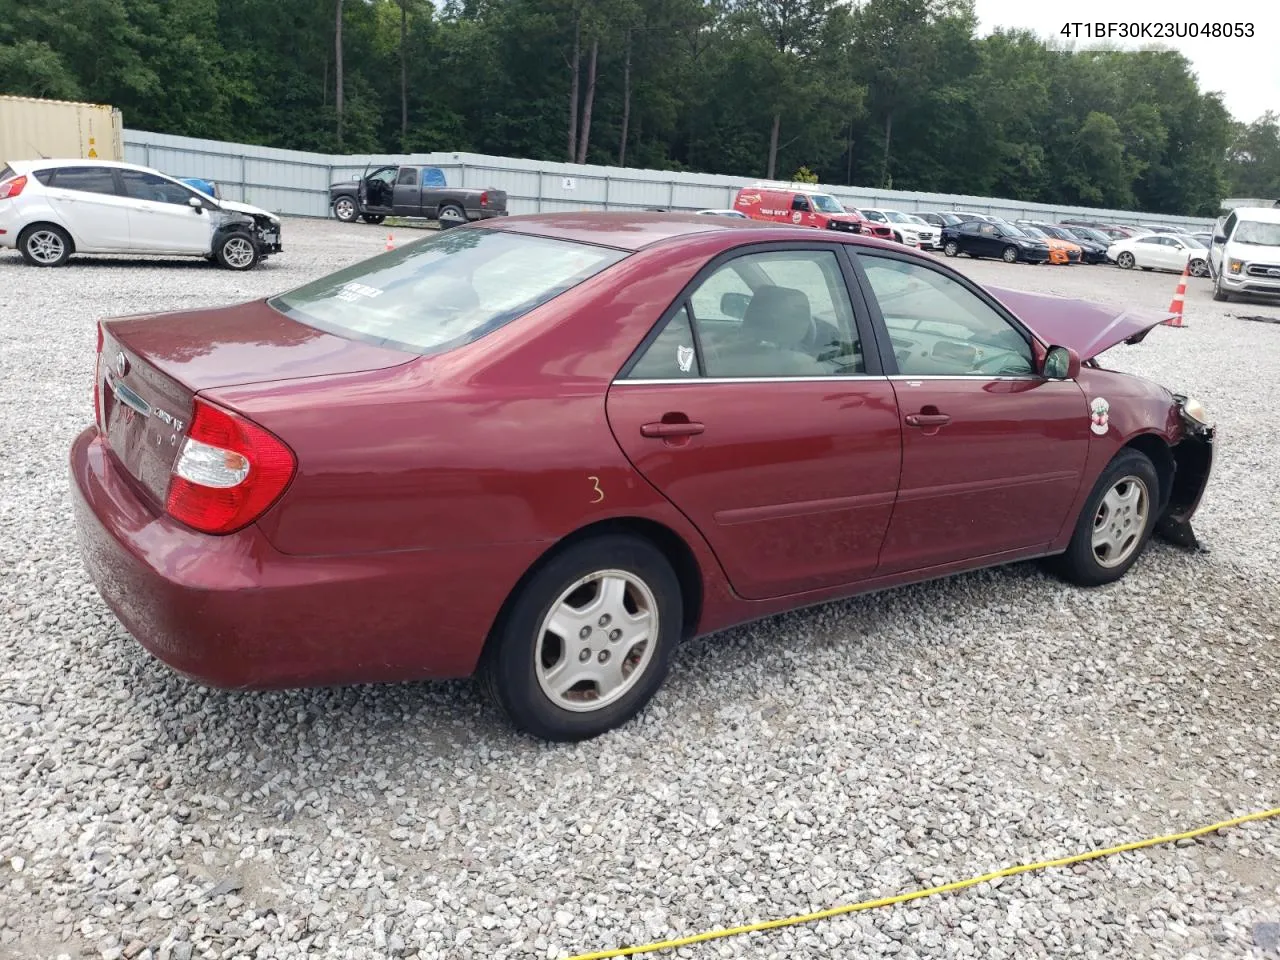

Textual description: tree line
[2,0,1278,217]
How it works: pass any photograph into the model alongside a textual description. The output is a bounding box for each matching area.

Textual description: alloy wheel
[27,230,65,265]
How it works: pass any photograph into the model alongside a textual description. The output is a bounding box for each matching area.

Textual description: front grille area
[827,221,861,233]
[1245,263,1280,278]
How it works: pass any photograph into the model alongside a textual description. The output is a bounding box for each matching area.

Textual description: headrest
[742,285,811,348]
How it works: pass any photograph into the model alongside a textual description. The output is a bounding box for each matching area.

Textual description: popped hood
[987,287,1177,361]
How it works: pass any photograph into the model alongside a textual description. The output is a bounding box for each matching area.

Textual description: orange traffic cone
[385,234,395,252]
[1164,263,1188,327]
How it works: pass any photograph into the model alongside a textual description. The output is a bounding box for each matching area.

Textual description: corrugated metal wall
[123,128,1217,230]
[1,96,124,163]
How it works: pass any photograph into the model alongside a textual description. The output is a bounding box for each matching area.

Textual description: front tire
[19,224,72,267]
[1001,245,1018,264]
[214,231,261,271]
[1117,251,1135,269]
[1213,274,1230,302]
[480,535,682,741]
[1049,449,1159,587]
[943,240,959,257]
[332,196,359,222]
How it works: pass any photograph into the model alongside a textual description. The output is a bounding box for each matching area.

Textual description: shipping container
[0,95,124,163]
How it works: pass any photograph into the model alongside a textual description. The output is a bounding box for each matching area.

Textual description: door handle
[641,421,705,438]
[905,413,952,428]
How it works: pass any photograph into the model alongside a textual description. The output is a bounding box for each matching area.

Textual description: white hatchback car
[0,159,282,270]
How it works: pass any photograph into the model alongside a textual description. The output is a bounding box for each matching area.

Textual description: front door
[117,170,214,253]
[607,245,902,601]
[41,165,133,250]
[853,251,1089,574]
[360,166,397,213]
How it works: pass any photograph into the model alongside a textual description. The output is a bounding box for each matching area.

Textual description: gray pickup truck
[329,164,508,227]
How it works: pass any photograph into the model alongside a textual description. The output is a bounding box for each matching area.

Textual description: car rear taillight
[0,175,27,200]
[93,324,104,429]
[166,397,296,535]
[480,191,489,206]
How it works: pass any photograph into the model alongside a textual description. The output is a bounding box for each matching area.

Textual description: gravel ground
[1,219,1278,960]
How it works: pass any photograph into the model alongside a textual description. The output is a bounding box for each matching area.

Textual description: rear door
[850,250,1088,574]
[42,166,132,250]
[392,166,421,216]
[606,244,902,601]
[118,170,214,253]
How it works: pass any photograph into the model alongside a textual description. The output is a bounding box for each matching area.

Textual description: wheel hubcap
[336,199,354,219]
[28,231,64,264]
[223,238,254,268]
[535,570,657,713]
[1091,476,1149,568]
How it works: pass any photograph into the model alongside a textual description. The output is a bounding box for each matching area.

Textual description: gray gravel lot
[1,219,1278,960]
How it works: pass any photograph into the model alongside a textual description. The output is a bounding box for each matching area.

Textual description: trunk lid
[986,287,1176,361]
[99,299,414,505]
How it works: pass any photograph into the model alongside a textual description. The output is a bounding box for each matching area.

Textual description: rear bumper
[70,427,540,689]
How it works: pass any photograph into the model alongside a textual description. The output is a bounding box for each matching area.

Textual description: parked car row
[1,159,282,270]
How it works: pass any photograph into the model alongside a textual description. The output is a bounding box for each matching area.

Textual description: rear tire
[18,224,72,267]
[480,534,681,741]
[214,231,261,271]
[1189,258,1208,278]
[1048,449,1160,587]
[437,204,467,229]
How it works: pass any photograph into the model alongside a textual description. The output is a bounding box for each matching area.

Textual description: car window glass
[50,166,118,196]
[791,195,810,211]
[625,306,700,380]
[1222,213,1237,239]
[979,224,996,236]
[422,167,447,187]
[1234,220,1280,245]
[370,168,397,185]
[396,167,418,186]
[859,255,1034,377]
[119,170,198,206]
[685,249,863,378]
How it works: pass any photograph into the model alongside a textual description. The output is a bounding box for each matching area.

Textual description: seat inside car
[714,284,823,377]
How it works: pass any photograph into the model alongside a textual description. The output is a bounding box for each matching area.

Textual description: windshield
[1020,226,1048,240]
[1180,235,1206,249]
[1233,220,1280,246]
[810,194,844,213]
[883,211,914,223]
[269,229,627,355]
[905,214,928,224]
[1000,223,1031,239]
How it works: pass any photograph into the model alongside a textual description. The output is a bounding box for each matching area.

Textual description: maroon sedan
[71,213,1214,740]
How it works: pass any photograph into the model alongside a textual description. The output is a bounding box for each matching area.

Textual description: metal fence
[123,128,1218,231]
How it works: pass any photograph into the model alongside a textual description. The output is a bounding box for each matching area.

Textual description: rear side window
[0,164,13,182]
[49,166,119,195]
[269,229,628,355]
[396,167,418,186]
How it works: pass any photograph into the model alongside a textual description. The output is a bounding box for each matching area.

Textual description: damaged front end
[1154,395,1215,552]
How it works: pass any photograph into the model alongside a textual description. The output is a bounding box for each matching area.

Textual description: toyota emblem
[116,351,129,377]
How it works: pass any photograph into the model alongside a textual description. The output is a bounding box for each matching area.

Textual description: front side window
[270,229,627,355]
[859,254,1034,377]
[368,167,397,185]
[49,166,118,196]
[625,249,864,379]
[120,170,199,206]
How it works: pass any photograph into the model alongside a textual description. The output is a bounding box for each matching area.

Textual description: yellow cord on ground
[563,806,1280,960]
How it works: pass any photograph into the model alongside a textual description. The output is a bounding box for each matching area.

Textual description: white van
[1209,206,1280,302]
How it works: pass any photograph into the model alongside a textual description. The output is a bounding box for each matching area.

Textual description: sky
[970,0,1280,124]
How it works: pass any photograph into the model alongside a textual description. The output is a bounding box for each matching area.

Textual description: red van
[733,183,893,239]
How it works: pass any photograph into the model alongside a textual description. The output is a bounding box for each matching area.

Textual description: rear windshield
[269,228,628,355]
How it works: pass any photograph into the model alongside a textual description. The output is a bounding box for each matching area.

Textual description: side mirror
[188,196,204,212]
[721,291,750,319]
[1043,345,1080,380]
[1212,233,1226,244]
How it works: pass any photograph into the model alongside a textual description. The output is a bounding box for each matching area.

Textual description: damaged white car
[0,159,282,270]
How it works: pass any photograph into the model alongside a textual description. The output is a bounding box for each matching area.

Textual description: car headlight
[1181,396,1211,426]
[1228,259,1244,275]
